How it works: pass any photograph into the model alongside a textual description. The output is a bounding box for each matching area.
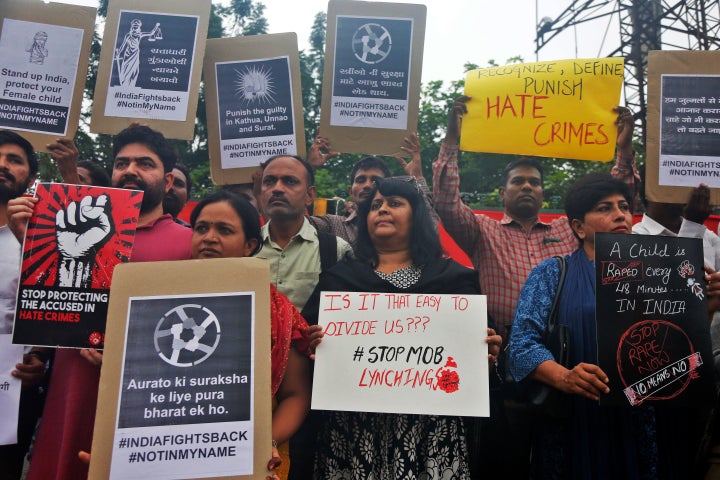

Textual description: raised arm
[47,138,80,184]
[432,96,484,257]
[394,133,439,227]
[610,106,642,211]
[306,133,339,171]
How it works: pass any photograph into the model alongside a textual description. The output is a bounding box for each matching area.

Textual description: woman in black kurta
[303,178,500,479]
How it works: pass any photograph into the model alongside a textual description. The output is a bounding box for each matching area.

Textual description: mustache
[0,168,16,183]
[269,193,288,202]
[117,176,146,189]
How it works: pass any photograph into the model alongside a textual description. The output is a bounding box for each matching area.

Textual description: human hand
[266,446,281,480]
[446,95,470,144]
[394,133,423,178]
[47,138,80,184]
[614,106,634,155]
[558,362,609,400]
[307,324,323,360]
[684,184,711,225]
[12,352,46,389]
[78,451,91,465]
[307,134,339,170]
[80,348,103,367]
[56,194,113,259]
[6,196,37,243]
[485,328,502,363]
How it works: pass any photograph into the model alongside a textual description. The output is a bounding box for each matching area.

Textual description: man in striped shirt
[433,97,636,339]
[431,96,636,478]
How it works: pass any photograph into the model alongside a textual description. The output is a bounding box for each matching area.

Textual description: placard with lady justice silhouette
[92,0,210,140]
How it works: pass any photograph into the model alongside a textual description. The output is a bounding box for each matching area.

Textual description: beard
[140,180,166,214]
[117,176,166,214]
[0,174,31,203]
[162,193,183,218]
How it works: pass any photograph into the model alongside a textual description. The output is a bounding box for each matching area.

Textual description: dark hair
[77,160,110,187]
[500,157,544,187]
[190,190,262,256]
[112,125,177,173]
[355,178,442,265]
[262,155,314,187]
[0,130,38,176]
[565,172,634,241]
[173,162,192,197]
[349,156,391,184]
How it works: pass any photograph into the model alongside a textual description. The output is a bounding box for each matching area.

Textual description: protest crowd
[2,2,720,480]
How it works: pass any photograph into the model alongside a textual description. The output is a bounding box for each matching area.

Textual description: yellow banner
[460,58,624,162]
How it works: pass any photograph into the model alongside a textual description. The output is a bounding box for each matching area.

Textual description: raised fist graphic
[56,194,114,287]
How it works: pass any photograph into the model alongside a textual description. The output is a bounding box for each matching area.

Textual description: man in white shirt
[633,180,720,271]
[0,130,46,479]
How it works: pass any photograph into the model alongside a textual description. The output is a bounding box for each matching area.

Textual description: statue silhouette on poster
[113,19,162,87]
[27,31,49,65]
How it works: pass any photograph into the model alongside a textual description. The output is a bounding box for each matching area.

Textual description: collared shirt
[132,214,192,262]
[308,212,359,246]
[432,142,578,335]
[633,214,720,270]
[257,217,350,311]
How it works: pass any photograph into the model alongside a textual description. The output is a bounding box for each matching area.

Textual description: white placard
[0,334,23,445]
[104,10,199,121]
[312,292,489,417]
[0,18,83,136]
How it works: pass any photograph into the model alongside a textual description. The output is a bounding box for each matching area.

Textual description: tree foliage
[39,1,268,199]
[38,3,642,211]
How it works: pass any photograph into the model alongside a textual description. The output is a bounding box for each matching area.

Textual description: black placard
[660,75,720,156]
[595,232,714,406]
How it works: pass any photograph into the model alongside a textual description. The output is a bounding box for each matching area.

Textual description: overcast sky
[52,0,621,84]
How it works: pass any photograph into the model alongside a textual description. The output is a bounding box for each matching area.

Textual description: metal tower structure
[535,0,720,147]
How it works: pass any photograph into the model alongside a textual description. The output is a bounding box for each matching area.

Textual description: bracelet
[272,439,278,449]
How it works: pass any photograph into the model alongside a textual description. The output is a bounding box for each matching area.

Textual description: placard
[13,183,140,349]
[319,0,426,156]
[204,34,306,185]
[595,232,714,407]
[0,0,95,151]
[647,50,720,204]
[89,258,271,480]
[461,58,624,161]
[312,292,489,417]
[0,335,22,446]
[91,0,210,140]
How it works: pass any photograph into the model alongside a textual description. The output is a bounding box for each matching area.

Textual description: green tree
[40,0,268,200]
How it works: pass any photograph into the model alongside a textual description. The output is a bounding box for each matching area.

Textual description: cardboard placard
[204,34,306,185]
[461,58,624,161]
[91,0,210,140]
[312,292,489,417]
[0,0,95,151]
[319,0,426,156]
[595,233,714,407]
[13,183,140,349]
[89,258,271,480]
[0,335,22,446]
[647,50,720,203]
